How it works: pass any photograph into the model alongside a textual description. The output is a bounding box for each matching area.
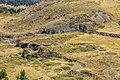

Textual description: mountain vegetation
[0,0,120,80]
[0,0,42,6]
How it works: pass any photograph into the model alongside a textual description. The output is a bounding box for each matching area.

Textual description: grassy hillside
[0,0,120,80]
[1,0,119,34]
[0,0,102,33]
[97,0,120,34]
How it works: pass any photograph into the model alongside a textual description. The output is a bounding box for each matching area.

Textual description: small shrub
[0,69,9,80]
[17,70,28,80]
[66,63,74,66]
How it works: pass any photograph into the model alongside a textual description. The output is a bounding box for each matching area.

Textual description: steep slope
[97,0,120,34]
[1,0,108,34]
[1,0,120,35]
[0,0,120,80]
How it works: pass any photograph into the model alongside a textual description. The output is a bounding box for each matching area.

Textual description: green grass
[44,62,61,66]
[61,66,70,70]
[0,0,120,80]
[51,74,84,80]
[0,0,102,34]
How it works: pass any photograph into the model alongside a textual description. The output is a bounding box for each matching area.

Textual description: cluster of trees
[0,5,24,14]
[0,69,28,80]
[0,0,43,6]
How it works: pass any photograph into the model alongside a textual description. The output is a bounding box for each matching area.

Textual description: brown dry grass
[0,0,120,80]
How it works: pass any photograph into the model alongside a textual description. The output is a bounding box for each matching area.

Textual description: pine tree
[17,70,28,80]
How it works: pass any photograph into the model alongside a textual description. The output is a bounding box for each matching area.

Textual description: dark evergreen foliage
[0,69,9,80]
[0,5,24,13]
[17,70,29,80]
[0,0,43,6]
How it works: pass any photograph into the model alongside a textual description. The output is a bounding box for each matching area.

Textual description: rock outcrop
[20,49,60,60]
[90,11,111,24]
[40,25,75,34]
[0,32,33,39]
[67,70,99,80]
[16,43,40,51]
[0,33,18,38]
[96,31,120,38]
[16,42,60,59]
[70,22,96,33]
[39,11,111,34]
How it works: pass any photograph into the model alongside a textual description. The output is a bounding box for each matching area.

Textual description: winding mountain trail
[103,65,117,80]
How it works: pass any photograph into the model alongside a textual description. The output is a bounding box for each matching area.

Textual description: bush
[0,69,9,80]
[0,5,24,14]
[17,70,28,80]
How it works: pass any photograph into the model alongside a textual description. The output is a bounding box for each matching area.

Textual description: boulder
[96,32,120,38]
[20,49,60,60]
[44,16,51,20]
[16,43,41,51]
[16,42,60,60]
[28,44,40,51]
[0,34,17,38]
[71,22,95,33]
[85,44,106,51]
[90,11,111,24]
[41,29,56,34]
[41,25,74,34]
[67,70,80,77]
[67,70,99,79]
[41,52,60,58]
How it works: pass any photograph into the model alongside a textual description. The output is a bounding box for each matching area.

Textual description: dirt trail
[103,65,117,80]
